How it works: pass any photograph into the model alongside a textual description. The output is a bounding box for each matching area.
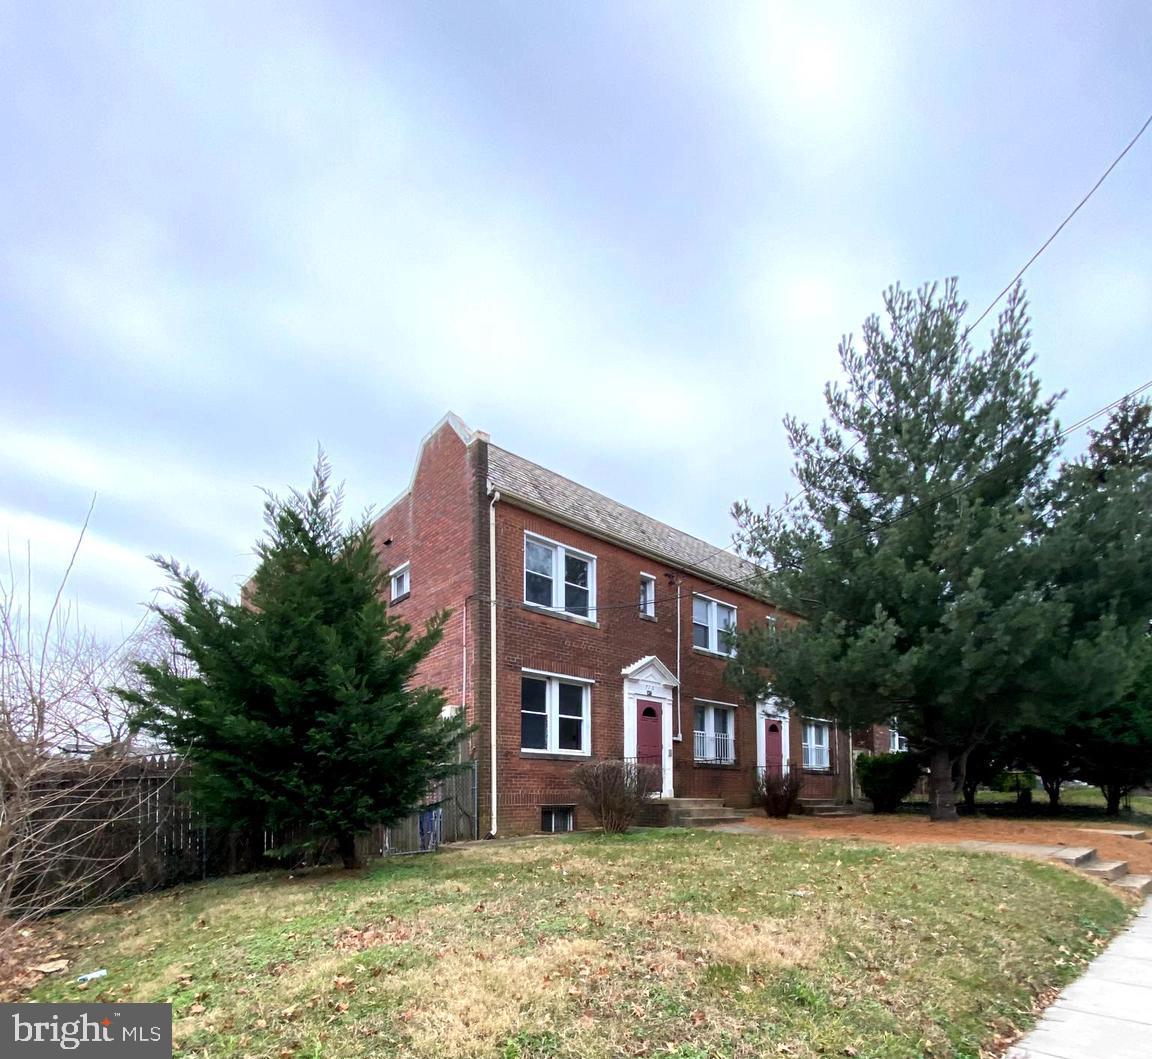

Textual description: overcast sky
[2,0,1150,638]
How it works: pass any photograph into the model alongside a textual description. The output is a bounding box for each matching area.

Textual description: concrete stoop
[797,798,860,818]
[651,798,750,828]
[957,840,1152,897]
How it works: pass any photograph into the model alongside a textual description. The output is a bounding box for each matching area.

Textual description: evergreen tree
[1022,397,1152,814]
[122,455,466,867]
[731,280,1062,820]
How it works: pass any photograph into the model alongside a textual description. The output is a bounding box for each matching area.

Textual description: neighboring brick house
[374,413,878,836]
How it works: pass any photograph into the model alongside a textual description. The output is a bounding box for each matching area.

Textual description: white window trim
[523,531,597,619]
[639,572,657,618]
[691,592,737,656]
[693,699,737,764]
[889,721,909,753]
[802,718,832,771]
[520,671,592,757]
[389,562,410,602]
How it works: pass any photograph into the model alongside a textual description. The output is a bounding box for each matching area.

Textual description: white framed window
[541,806,574,833]
[693,701,736,763]
[889,721,909,753]
[802,720,831,770]
[524,533,596,619]
[520,673,591,755]
[691,594,737,655]
[389,562,410,602]
[639,573,656,618]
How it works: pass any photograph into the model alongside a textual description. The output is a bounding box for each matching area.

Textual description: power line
[791,377,1152,567]
[967,108,1152,336]
[469,112,1152,615]
[763,106,1152,525]
[473,376,1152,613]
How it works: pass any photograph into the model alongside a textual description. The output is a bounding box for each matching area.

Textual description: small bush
[757,769,805,818]
[572,760,661,833]
[857,752,922,813]
[994,770,1038,793]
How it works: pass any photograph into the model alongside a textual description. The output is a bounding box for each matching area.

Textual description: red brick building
[374,413,879,835]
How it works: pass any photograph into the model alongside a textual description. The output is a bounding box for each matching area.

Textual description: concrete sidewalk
[1008,898,1152,1059]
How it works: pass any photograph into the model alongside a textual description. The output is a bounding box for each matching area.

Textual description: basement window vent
[541,806,574,833]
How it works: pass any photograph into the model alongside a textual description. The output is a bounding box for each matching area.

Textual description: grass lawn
[30,829,1129,1059]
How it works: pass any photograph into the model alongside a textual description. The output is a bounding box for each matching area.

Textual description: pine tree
[122,454,466,867]
[731,280,1062,820]
[1023,397,1152,814]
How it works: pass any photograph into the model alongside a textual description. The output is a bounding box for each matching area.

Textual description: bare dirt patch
[733,814,1152,874]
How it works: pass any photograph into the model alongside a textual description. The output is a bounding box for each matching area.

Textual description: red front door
[764,719,783,775]
[636,700,663,768]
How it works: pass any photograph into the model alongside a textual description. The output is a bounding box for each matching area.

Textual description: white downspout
[487,489,501,837]
[675,577,683,741]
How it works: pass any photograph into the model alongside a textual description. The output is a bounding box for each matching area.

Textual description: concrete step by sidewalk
[1114,874,1152,896]
[1081,860,1130,882]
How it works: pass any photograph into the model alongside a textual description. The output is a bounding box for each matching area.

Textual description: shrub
[857,752,922,813]
[572,760,661,834]
[994,770,1038,794]
[757,769,805,818]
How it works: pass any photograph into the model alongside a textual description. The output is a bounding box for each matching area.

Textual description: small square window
[390,563,410,602]
[541,806,574,833]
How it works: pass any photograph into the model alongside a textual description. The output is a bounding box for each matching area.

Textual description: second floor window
[692,595,736,655]
[639,573,656,617]
[524,535,595,618]
[802,721,831,770]
[389,562,410,602]
[694,702,735,763]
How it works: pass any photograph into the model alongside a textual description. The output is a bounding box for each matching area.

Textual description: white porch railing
[693,730,734,763]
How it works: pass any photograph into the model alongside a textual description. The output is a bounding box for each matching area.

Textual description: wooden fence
[7,754,478,917]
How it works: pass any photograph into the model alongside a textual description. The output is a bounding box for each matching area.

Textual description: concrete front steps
[652,797,751,828]
[797,797,860,818]
[958,840,1152,897]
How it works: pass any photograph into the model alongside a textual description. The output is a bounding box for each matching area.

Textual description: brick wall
[487,500,807,834]
[372,419,856,836]
[370,420,484,758]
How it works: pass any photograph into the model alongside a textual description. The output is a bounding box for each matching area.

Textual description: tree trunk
[928,748,959,821]
[337,831,362,869]
[1041,775,1062,814]
[1102,785,1124,817]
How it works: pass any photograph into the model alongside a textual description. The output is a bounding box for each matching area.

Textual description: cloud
[0,424,261,555]
[0,505,162,640]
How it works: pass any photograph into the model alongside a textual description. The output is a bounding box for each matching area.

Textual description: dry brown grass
[28,830,1131,1059]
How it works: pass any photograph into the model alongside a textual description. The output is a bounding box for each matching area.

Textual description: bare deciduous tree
[0,504,165,937]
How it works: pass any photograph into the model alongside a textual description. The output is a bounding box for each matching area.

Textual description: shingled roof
[487,445,762,589]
